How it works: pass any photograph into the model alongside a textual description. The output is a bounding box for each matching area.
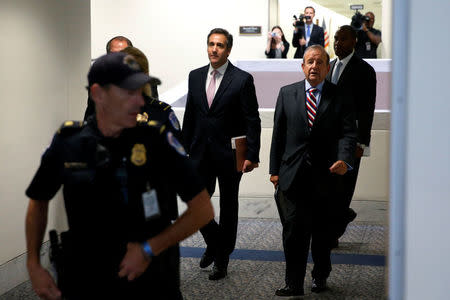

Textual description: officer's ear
[90,83,105,105]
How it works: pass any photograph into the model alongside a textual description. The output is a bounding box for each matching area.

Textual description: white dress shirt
[205,60,229,96]
[331,50,354,83]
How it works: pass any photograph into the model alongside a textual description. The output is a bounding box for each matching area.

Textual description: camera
[351,11,370,30]
[293,14,311,29]
[271,32,277,37]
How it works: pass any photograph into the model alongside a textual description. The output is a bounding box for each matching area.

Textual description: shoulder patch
[57,120,84,136]
[168,111,180,130]
[166,131,186,156]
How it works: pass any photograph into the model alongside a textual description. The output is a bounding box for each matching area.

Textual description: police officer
[120,46,182,141]
[121,46,183,220]
[88,46,182,220]
[25,52,213,300]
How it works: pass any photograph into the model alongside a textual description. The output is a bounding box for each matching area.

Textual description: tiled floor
[0,199,388,299]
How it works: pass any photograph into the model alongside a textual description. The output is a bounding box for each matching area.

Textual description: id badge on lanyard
[142,182,160,220]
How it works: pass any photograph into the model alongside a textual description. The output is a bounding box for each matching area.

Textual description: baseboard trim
[0,241,50,296]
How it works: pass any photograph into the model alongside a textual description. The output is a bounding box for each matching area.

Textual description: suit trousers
[334,156,361,238]
[277,166,333,288]
[196,151,243,267]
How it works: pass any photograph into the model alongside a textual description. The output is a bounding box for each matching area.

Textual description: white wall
[174,108,390,201]
[0,0,90,293]
[381,0,392,58]
[400,0,450,299]
[91,0,269,94]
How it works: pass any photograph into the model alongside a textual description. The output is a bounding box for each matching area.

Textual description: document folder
[231,135,247,172]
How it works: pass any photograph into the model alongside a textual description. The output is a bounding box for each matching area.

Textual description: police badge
[131,144,147,166]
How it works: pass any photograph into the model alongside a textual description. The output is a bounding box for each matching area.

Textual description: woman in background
[265,26,290,58]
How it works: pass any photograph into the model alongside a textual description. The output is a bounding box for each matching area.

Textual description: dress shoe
[199,251,214,269]
[311,278,327,293]
[208,264,227,280]
[347,208,357,223]
[331,238,339,249]
[275,285,304,296]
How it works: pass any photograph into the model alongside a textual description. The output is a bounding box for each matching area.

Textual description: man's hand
[118,242,151,281]
[362,22,368,32]
[28,264,61,300]
[274,35,282,44]
[356,145,364,158]
[329,160,348,175]
[299,37,307,46]
[242,160,258,173]
[270,175,279,188]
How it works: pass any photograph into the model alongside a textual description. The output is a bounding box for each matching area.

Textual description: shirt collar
[208,60,229,76]
[305,80,324,92]
[336,50,354,69]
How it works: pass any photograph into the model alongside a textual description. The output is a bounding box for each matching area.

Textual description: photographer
[265,26,290,58]
[292,6,324,59]
[354,12,382,58]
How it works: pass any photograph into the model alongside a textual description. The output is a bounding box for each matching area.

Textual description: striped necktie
[306,88,318,128]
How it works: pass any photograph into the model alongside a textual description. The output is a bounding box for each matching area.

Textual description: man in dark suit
[182,28,261,280]
[292,6,324,59]
[326,25,377,246]
[269,45,356,296]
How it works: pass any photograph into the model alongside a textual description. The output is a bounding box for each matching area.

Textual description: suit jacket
[326,55,376,146]
[292,24,324,59]
[182,62,261,166]
[269,80,356,192]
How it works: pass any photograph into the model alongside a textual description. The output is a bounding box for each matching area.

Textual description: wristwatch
[141,241,154,259]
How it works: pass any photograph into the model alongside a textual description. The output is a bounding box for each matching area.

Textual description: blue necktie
[306,25,311,40]
[331,62,342,84]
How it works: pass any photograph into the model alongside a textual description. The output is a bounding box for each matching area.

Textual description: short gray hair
[303,45,329,65]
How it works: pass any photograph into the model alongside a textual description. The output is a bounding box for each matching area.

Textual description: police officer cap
[88,52,151,90]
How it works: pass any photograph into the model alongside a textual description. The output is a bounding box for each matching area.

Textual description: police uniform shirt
[26,119,203,264]
[141,94,182,141]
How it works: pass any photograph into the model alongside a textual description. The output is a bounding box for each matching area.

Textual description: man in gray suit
[269,45,356,296]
